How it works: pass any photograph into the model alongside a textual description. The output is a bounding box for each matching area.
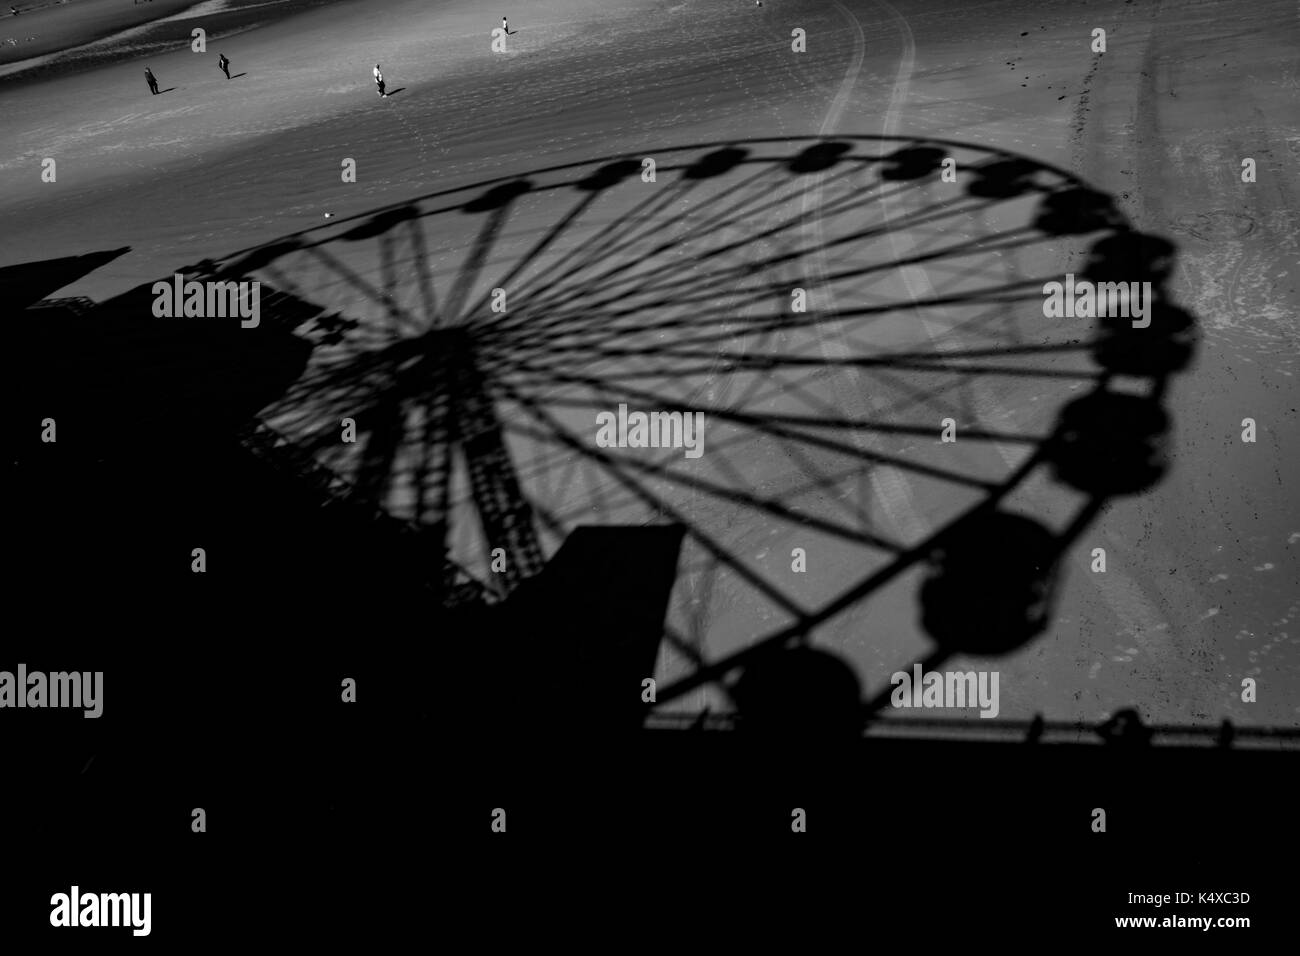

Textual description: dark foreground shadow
[452,524,687,743]
[0,246,128,310]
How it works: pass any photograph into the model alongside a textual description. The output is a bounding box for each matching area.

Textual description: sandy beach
[2,0,1297,730]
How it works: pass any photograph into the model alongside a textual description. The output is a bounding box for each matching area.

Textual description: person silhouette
[501,15,508,34]
[144,67,159,95]
[218,53,230,79]
[373,64,386,97]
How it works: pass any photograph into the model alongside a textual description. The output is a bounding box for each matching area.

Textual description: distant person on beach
[373,64,386,97]
[502,16,508,34]
[218,53,230,79]
[144,67,159,95]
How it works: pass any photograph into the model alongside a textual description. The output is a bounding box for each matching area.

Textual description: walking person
[373,63,387,97]
[144,67,159,95]
[217,53,230,79]
[501,15,508,34]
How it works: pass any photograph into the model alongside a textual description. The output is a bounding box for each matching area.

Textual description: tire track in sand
[673,3,900,665]
[797,0,929,555]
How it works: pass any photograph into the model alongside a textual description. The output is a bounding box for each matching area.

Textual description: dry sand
[1,0,1296,727]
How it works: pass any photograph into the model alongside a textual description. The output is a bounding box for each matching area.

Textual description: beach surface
[2,0,1297,729]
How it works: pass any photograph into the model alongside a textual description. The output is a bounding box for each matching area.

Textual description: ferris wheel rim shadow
[201,134,1196,734]
[212,133,1096,265]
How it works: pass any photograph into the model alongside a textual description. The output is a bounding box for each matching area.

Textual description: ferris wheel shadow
[1,135,1211,763]
[200,135,1204,747]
